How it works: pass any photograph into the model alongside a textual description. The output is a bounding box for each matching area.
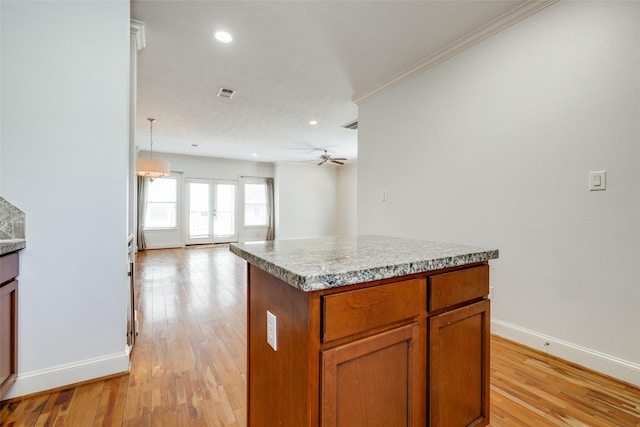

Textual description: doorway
[186,179,238,244]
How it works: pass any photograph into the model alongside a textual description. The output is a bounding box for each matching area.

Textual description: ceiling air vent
[342,120,358,130]
[217,87,236,99]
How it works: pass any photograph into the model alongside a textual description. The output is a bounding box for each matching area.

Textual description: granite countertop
[0,239,26,256]
[230,235,499,292]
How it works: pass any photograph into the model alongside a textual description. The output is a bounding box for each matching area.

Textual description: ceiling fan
[317,150,347,166]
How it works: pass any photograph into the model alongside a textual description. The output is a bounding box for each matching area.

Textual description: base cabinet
[429,299,490,427]
[247,262,490,427]
[0,252,19,399]
[321,323,422,427]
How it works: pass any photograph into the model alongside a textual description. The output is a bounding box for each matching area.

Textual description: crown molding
[353,0,558,105]
[130,19,146,50]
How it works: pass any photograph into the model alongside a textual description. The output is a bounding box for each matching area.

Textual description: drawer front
[429,265,488,312]
[322,278,423,342]
[0,253,19,286]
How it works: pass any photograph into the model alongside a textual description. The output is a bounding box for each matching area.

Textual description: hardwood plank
[488,335,640,426]
[0,393,48,426]
[202,385,240,427]
[92,376,130,427]
[121,346,153,423]
[33,388,74,427]
[63,382,104,426]
[2,246,639,426]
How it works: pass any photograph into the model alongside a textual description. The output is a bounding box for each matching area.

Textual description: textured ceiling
[131,0,524,164]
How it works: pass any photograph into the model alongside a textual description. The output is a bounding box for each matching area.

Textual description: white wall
[275,162,340,240]
[0,2,3,192]
[1,1,130,398]
[140,152,274,248]
[358,2,640,385]
[337,163,357,236]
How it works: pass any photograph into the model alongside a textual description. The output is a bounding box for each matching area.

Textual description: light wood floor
[2,246,639,426]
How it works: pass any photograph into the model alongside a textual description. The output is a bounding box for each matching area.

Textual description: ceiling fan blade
[331,160,345,165]
[332,157,347,161]
[317,160,325,166]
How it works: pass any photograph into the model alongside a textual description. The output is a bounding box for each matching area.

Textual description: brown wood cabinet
[429,300,490,426]
[246,262,490,427]
[0,252,19,398]
[322,322,422,427]
[321,278,425,427]
[428,265,490,427]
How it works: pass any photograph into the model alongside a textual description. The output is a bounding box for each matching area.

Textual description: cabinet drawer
[429,265,488,312]
[322,279,423,342]
[0,253,19,286]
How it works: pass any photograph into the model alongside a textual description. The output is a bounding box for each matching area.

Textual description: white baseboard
[3,348,130,400]
[143,242,183,250]
[492,319,640,387]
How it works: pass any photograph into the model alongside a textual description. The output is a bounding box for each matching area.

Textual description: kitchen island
[0,196,25,398]
[230,235,499,427]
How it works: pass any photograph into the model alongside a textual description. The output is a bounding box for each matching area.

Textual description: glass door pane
[186,179,213,245]
[213,181,237,243]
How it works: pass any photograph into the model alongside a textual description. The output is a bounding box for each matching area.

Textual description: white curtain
[265,178,275,240]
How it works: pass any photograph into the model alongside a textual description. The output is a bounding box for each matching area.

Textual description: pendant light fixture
[136,117,170,178]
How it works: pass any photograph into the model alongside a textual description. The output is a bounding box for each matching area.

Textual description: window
[244,183,267,226]
[144,177,177,229]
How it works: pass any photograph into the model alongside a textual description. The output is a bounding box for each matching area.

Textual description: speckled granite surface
[0,197,25,239]
[230,235,499,292]
[0,197,26,255]
[0,239,26,256]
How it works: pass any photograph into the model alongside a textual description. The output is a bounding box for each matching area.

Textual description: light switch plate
[267,310,277,351]
[589,170,606,191]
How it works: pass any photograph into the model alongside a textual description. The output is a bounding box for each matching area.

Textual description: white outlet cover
[267,310,277,351]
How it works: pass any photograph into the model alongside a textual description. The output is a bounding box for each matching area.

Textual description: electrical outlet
[267,310,277,351]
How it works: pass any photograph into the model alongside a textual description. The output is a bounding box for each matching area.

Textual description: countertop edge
[301,250,499,292]
[0,240,26,256]
[230,242,498,292]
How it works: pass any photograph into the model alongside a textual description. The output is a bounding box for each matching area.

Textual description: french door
[186,179,238,244]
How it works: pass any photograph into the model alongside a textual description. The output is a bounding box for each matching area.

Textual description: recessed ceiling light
[309,120,318,125]
[252,153,258,157]
[214,31,232,43]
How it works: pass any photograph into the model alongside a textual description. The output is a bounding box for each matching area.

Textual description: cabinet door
[0,280,18,397]
[321,323,422,427]
[429,299,489,427]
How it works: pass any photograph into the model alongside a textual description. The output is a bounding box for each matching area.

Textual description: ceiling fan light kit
[136,117,171,178]
[317,150,347,166]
